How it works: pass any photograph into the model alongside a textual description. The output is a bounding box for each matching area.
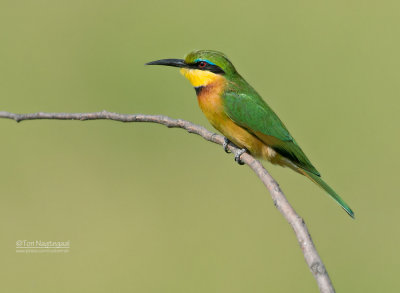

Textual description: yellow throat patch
[180,68,219,87]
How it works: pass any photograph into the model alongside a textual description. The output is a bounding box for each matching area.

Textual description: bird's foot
[234,148,248,165]
[223,137,231,153]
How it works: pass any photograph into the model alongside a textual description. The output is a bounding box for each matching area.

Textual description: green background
[1,0,399,292]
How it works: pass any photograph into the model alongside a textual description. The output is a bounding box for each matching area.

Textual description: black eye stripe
[188,62,225,74]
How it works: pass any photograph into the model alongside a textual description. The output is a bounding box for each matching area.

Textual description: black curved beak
[145,59,187,68]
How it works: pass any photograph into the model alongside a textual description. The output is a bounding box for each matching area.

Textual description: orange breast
[197,78,273,159]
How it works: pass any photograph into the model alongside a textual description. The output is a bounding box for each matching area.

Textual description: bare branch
[0,110,335,292]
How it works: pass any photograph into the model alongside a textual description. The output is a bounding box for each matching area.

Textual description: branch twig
[0,110,335,293]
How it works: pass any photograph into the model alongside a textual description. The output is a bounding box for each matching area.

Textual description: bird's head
[146,50,237,87]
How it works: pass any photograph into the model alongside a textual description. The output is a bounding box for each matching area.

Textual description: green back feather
[223,88,320,176]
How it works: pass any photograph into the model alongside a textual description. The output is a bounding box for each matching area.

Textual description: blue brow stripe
[194,58,216,66]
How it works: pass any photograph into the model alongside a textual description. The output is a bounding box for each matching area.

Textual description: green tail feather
[304,170,355,218]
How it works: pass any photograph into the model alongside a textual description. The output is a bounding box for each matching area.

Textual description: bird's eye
[198,61,207,68]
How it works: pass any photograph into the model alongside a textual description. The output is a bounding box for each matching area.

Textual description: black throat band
[194,86,205,95]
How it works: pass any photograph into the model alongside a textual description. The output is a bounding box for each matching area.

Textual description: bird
[146,50,354,218]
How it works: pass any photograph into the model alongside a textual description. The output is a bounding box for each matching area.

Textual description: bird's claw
[234,148,247,165]
[223,137,231,153]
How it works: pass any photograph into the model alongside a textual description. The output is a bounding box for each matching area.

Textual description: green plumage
[221,74,353,218]
[146,49,355,218]
[304,170,355,218]
[223,90,320,176]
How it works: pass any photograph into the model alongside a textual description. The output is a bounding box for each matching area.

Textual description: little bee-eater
[146,50,354,218]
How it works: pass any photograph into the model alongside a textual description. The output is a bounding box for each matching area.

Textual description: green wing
[223,91,320,176]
